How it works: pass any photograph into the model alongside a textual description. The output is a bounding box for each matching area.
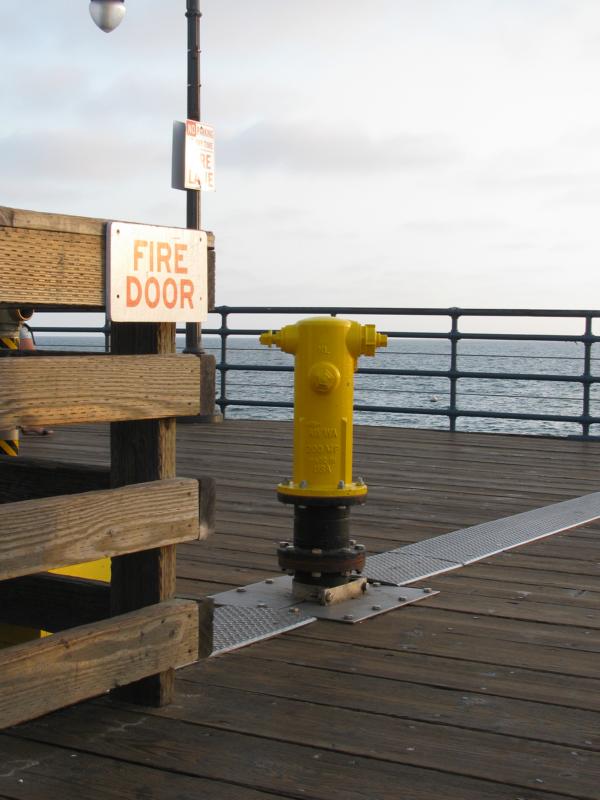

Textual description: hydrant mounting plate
[210,577,435,624]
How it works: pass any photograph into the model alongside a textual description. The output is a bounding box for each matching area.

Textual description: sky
[2,1,600,334]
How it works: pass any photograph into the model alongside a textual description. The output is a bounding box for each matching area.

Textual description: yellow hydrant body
[261,317,387,503]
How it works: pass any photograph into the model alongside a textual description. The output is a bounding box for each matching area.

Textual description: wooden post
[110,322,177,705]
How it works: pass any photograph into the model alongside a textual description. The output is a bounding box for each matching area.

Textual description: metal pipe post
[184,0,203,354]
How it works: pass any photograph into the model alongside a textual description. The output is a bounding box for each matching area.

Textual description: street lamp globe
[89,0,126,33]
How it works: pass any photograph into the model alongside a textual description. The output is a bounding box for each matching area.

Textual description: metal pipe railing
[32,306,600,440]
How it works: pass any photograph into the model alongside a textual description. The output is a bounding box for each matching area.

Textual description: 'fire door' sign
[107,221,208,323]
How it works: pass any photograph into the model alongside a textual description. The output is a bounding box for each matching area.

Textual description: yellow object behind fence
[0,559,110,646]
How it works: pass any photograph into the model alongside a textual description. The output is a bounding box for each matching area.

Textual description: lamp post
[89,0,204,355]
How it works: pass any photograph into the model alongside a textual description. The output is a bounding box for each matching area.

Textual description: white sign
[107,221,208,323]
[172,120,215,192]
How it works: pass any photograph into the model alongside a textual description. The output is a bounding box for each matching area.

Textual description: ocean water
[36,333,600,439]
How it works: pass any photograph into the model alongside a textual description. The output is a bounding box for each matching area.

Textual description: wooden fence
[0,206,215,728]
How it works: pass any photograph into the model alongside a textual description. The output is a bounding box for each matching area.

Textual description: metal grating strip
[365,491,600,586]
[211,605,316,656]
[364,553,460,585]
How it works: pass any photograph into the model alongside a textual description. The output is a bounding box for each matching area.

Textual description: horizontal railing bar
[218,362,594,383]
[212,305,600,318]
[221,397,595,425]
[202,327,599,344]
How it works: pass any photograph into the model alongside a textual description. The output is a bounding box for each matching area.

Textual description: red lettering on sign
[180,279,195,309]
[156,242,172,273]
[133,240,147,271]
[163,278,178,309]
[145,276,160,308]
[174,243,188,274]
[126,275,142,307]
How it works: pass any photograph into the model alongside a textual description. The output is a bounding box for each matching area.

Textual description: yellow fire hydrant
[260,317,387,595]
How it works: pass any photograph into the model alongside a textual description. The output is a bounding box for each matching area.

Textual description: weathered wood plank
[0,206,215,247]
[0,599,199,730]
[183,656,600,747]
[0,459,214,539]
[0,354,200,428]
[0,226,104,307]
[0,478,199,581]
[0,736,276,800]
[10,702,582,800]
[233,636,600,711]
[152,680,600,797]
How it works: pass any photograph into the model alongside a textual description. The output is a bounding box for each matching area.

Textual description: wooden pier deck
[1,420,599,800]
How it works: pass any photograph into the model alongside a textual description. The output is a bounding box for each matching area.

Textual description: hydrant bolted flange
[260,317,387,597]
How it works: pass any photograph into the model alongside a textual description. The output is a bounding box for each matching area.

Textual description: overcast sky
[2,1,600,332]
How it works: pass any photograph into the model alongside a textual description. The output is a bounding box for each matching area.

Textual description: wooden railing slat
[0,599,199,730]
[0,354,201,427]
[0,478,200,582]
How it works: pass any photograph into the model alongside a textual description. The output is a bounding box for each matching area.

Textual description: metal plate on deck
[210,577,298,610]
[211,604,316,656]
[365,491,600,585]
[210,576,436,624]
